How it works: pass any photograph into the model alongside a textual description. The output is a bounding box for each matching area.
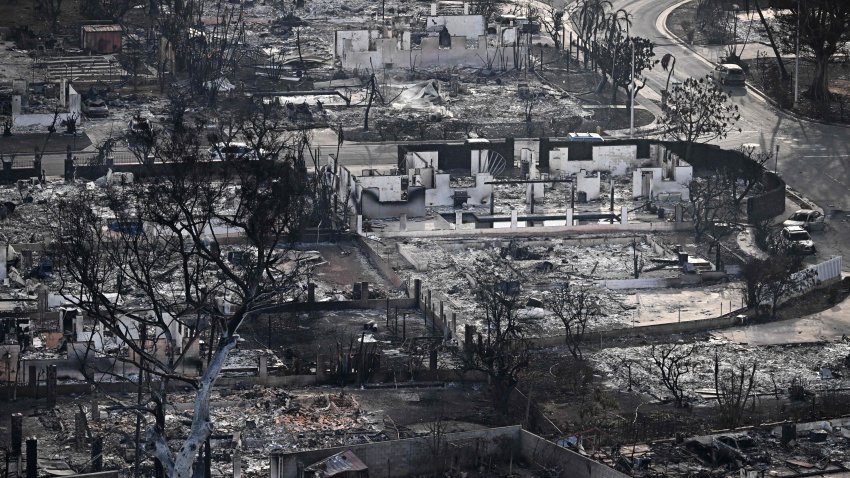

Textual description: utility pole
[774,144,780,174]
[794,0,800,105]
[615,18,635,138]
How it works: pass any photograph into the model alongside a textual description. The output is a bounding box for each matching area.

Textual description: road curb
[659,0,850,129]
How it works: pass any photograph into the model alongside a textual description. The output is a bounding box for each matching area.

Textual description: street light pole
[630,37,635,137]
[626,19,635,137]
[794,0,800,105]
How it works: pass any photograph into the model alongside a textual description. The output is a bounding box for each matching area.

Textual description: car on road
[83,98,109,118]
[783,209,826,231]
[208,142,267,161]
[781,226,816,255]
[712,63,746,86]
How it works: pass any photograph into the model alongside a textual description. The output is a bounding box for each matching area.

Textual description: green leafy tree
[595,35,657,109]
[776,0,850,103]
[662,75,741,160]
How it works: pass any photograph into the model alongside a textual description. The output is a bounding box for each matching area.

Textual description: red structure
[81,25,122,54]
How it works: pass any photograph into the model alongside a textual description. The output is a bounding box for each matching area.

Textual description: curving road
[614,0,850,213]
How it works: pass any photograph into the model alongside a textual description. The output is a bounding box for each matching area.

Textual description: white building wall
[426,15,486,37]
[357,175,404,202]
[426,173,452,206]
[576,171,601,201]
[549,145,641,176]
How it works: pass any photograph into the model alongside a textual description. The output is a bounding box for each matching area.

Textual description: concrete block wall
[549,144,641,176]
[274,427,516,478]
[272,427,626,478]
[339,33,524,71]
[425,15,486,37]
[519,430,629,478]
[576,170,601,201]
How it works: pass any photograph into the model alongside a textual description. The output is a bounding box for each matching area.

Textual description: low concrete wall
[528,312,748,348]
[273,426,522,478]
[598,274,704,290]
[356,236,406,288]
[271,427,626,478]
[263,298,417,313]
[519,430,629,478]
[374,221,691,238]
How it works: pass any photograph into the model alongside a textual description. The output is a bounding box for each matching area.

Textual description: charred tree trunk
[752,0,789,81]
[808,54,832,102]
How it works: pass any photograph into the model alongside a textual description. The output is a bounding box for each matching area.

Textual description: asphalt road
[613,0,850,214]
[605,0,850,269]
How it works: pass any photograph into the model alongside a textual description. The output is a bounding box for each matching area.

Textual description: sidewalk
[715,290,850,345]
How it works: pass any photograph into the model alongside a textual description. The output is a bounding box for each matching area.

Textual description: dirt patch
[0,132,92,155]
[743,56,850,124]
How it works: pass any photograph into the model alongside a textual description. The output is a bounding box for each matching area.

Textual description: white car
[783,209,825,231]
[712,64,746,86]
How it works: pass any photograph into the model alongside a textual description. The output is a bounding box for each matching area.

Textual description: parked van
[712,64,746,86]
[568,132,605,142]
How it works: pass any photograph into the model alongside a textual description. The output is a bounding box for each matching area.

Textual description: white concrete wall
[674,165,692,184]
[406,151,438,170]
[633,166,692,200]
[526,182,544,201]
[335,30,377,59]
[68,85,81,117]
[426,173,452,206]
[632,168,662,199]
[467,173,493,205]
[426,15,486,37]
[358,175,404,202]
[13,85,81,129]
[0,244,6,280]
[339,34,523,71]
[550,144,641,176]
[576,171,601,201]
[593,145,639,175]
[470,148,489,173]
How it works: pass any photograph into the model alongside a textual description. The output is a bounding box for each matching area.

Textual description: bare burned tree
[537,0,566,51]
[51,123,311,477]
[721,144,771,207]
[649,343,699,407]
[742,255,816,318]
[468,0,509,23]
[687,174,739,243]
[37,0,64,33]
[713,351,758,428]
[547,282,601,360]
[461,254,533,415]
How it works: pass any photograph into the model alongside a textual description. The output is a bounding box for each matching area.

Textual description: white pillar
[455,211,463,228]
[233,451,242,478]
[566,209,573,227]
[510,209,518,228]
[430,2,437,15]
[0,245,6,281]
[11,96,21,116]
[356,215,363,235]
[258,355,268,380]
[620,206,629,225]
[399,214,407,231]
